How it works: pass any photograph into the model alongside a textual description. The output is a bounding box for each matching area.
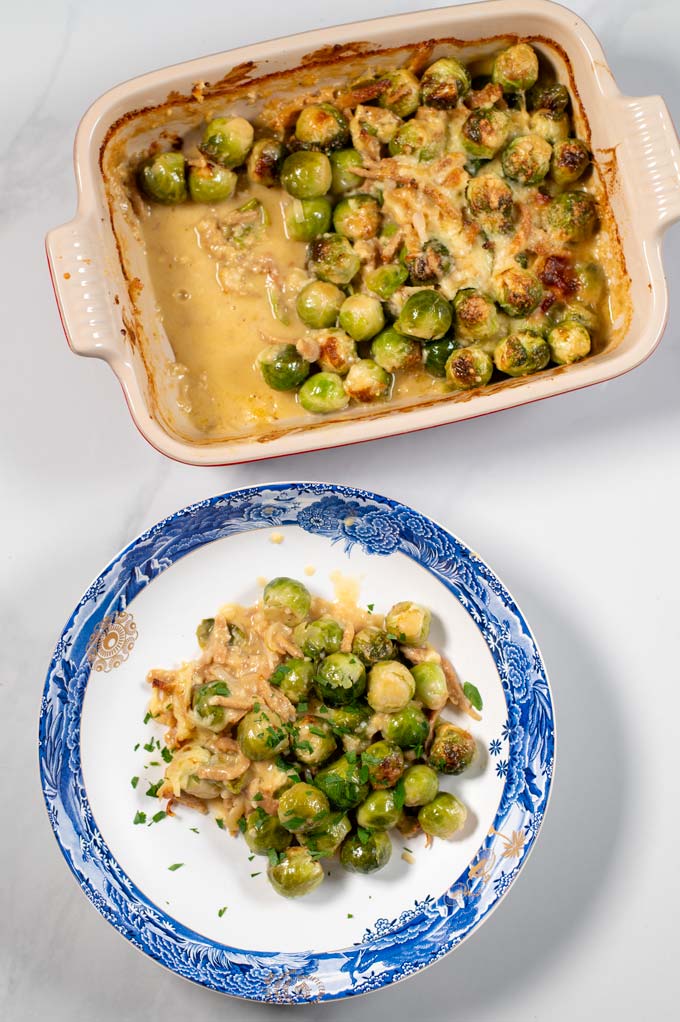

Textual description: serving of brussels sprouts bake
[134,40,608,434]
[145,577,482,898]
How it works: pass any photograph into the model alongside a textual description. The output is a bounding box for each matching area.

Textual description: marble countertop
[2,1,679,1018]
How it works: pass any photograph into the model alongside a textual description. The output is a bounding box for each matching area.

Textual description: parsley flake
[133,811,146,825]
[143,740,154,753]
[130,776,139,789]
[367,603,374,612]
[217,818,227,830]
[161,747,173,763]
[168,863,184,871]
[218,906,228,917]
[143,711,152,724]
[149,810,166,825]
[250,872,261,878]
[146,780,163,798]
[463,681,483,711]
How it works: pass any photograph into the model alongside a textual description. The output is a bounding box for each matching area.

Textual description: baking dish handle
[620,95,680,232]
[46,218,122,360]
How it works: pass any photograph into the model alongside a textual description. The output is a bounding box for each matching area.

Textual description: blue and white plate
[39,483,554,1003]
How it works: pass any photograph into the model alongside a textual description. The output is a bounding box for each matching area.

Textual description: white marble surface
[2,1,679,1018]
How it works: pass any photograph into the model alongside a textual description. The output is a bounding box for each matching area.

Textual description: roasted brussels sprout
[546,190,598,243]
[371,327,421,372]
[551,138,590,185]
[317,703,371,740]
[201,116,254,168]
[528,82,570,117]
[453,289,500,344]
[377,68,421,118]
[296,280,345,329]
[367,661,416,713]
[383,703,429,750]
[418,792,467,838]
[246,137,286,187]
[344,359,392,402]
[290,715,337,766]
[196,617,215,649]
[295,103,350,151]
[278,782,330,833]
[333,194,381,241]
[495,267,543,317]
[356,789,401,830]
[293,615,344,658]
[428,720,477,774]
[299,811,351,855]
[315,652,367,706]
[237,707,289,761]
[547,319,591,364]
[365,263,409,300]
[339,294,385,341]
[402,764,439,807]
[460,108,510,159]
[263,577,311,625]
[188,162,237,203]
[307,234,361,285]
[258,343,310,391]
[329,148,364,193]
[411,661,448,710]
[389,119,444,161]
[466,173,515,234]
[269,658,315,704]
[361,740,404,788]
[395,290,452,340]
[268,847,324,898]
[424,337,459,377]
[492,43,539,92]
[314,753,370,809]
[501,133,552,185]
[244,810,292,855]
[494,331,550,376]
[351,626,396,666]
[284,197,332,241]
[446,346,494,390]
[421,57,471,108]
[340,829,392,873]
[574,261,605,307]
[385,601,431,645]
[138,152,187,204]
[192,681,230,731]
[405,240,451,284]
[298,372,349,413]
[316,329,358,375]
[280,151,332,198]
[530,110,570,145]
[547,298,599,333]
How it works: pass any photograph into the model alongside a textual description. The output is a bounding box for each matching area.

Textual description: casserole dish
[46,0,680,465]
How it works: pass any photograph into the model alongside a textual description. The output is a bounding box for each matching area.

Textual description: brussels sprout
[329,148,364,193]
[446,346,494,390]
[333,194,381,241]
[246,137,286,187]
[501,133,552,185]
[367,661,416,713]
[280,151,332,198]
[269,658,314,704]
[383,703,429,750]
[411,662,448,710]
[316,703,371,740]
[461,109,510,159]
[196,617,215,648]
[263,577,312,625]
[284,197,332,241]
[466,173,515,234]
[405,240,451,284]
[528,82,570,117]
[340,829,392,873]
[389,120,444,161]
[344,359,392,402]
[267,847,324,898]
[418,792,467,838]
[138,152,187,204]
[351,627,396,666]
[183,773,222,800]
[492,43,539,92]
[365,263,409,300]
[356,789,401,830]
[547,298,599,333]
[338,294,385,342]
[307,234,361,285]
[494,331,550,377]
[299,811,351,855]
[545,191,598,243]
[315,329,358,375]
[529,110,570,145]
[402,764,439,807]
[385,601,431,645]
[573,261,605,307]
[237,707,289,761]
[314,753,370,809]
[298,372,349,413]
[278,782,330,833]
[547,319,591,365]
[295,103,349,151]
[454,289,500,344]
[192,681,230,731]
[244,810,292,855]
[370,327,421,372]
[315,652,367,706]
[377,68,421,118]
[551,138,590,185]
[361,740,404,789]
[395,290,452,340]
[258,343,310,391]
[421,57,471,108]
[424,337,459,377]
[495,267,543,317]
[188,162,237,203]
[293,615,343,658]
[290,714,337,766]
[200,116,254,168]
[428,720,477,774]
[296,280,345,329]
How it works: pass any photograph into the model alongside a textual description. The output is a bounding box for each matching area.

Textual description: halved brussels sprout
[446,346,494,390]
[307,234,361,285]
[293,615,344,657]
[192,681,230,732]
[339,829,392,873]
[344,359,392,402]
[365,263,409,300]
[278,782,330,833]
[453,289,500,344]
[311,329,355,376]
[200,117,254,168]
[188,163,237,203]
[295,103,349,151]
[244,810,292,855]
[258,343,310,391]
[461,109,510,159]
[138,152,187,204]
[494,331,550,377]
[246,137,286,187]
[495,267,543,317]
[329,148,364,193]
[421,57,471,108]
[351,626,396,666]
[424,337,459,378]
[314,753,370,810]
[371,327,421,372]
[298,372,349,413]
[547,319,591,365]
[333,194,381,241]
[280,151,332,198]
[367,661,416,713]
[263,577,311,625]
[411,661,448,710]
[362,740,404,788]
[299,811,351,856]
[573,261,605,307]
[395,290,452,340]
[389,119,444,161]
[528,82,569,117]
[547,298,599,334]
[356,789,401,830]
[267,847,324,898]
[339,294,385,342]
[377,68,421,118]
[405,240,451,284]
[383,703,429,750]
[545,190,599,243]
[501,134,552,185]
[284,197,332,241]
[315,652,367,707]
[237,707,289,761]
[196,617,215,649]
[402,764,439,807]
[466,173,515,234]
[418,792,467,838]
[492,43,539,92]
[290,715,337,766]
[385,601,431,645]
[316,703,371,741]
[428,721,477,774]
[296,280,345,329]
[269,658,314,704]
[551,138,590,185]
[530,110,570,145]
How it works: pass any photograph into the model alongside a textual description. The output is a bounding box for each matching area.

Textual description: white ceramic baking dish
[46,0,680,466]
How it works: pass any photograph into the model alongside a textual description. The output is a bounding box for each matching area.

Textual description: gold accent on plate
[265,970,325,1004]
[86,611,138,672]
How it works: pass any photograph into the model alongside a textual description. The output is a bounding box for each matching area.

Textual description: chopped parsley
[146,780,163,798]
[394,779,406,811]
[218,906,228,917]
[143,711,152,724]
[367,603,374,612]
[253,701,261,712]
[252,792,263,802]
[359,765,370,784]
[309,726,327,738]
[357,827,371,845]
[267,849,281,866]
[347,913,354,919]
[250,872,261,878]
[149,810,166,825]
[133,743,140,751]
[130,776,139,789]
[133,811,146,825]
[295,739,314,753]
[168,863,184,871]
[190,827,199,834]
[143,740,155,753]
[217,818,227,830]
[297,701,308,713]
[161,747,173,763]
[463,681,483,711]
